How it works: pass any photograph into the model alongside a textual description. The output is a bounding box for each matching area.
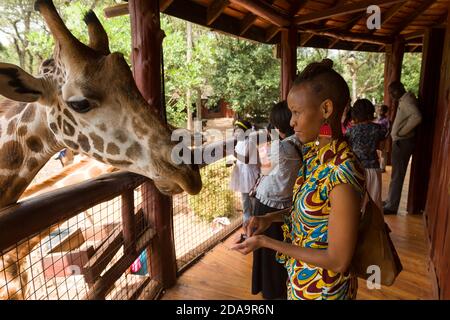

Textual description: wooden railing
[0,171,157,300]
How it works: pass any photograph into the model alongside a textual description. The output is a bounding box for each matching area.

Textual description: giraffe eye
[67,99,92,113]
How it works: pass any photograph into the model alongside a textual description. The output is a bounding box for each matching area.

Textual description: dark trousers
[251,199,287,300]
[384,137,415,212]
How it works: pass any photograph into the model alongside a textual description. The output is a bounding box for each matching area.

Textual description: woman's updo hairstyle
[293,59,350,138]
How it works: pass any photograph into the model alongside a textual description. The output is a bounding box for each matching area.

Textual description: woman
[232,59,365,300]
[251,101,301,300]
[346,99,387,210]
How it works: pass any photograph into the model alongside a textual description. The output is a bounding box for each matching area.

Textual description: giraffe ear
[0,63,45,103]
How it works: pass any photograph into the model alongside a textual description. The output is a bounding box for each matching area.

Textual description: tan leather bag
[351,192,403,286]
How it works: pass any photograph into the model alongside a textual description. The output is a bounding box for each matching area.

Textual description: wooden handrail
[0,171,147,253]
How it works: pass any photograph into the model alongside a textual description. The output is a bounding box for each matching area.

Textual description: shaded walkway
[162,164,435,300]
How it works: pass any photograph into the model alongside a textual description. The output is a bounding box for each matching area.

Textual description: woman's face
[287,84,324,144]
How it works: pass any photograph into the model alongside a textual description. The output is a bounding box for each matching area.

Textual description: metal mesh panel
[0,185,153,300]
[173,156,243,271]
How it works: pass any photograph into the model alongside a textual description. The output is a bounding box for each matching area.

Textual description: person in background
[383,81,422,215]
[229,119,260,223]
[346,99,387,209]
[375,104,390,172]
[251,101,301,300]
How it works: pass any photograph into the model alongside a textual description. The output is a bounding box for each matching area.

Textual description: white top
[229,138,260,193]
[255,135,301,209]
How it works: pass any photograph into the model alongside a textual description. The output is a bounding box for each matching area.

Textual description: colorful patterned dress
[276,139,365,300]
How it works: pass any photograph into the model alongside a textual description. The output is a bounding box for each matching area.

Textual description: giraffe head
[0,0,201,195]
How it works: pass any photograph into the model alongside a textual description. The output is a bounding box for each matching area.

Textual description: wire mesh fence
[0,156,244,300]
[173,156,243,271]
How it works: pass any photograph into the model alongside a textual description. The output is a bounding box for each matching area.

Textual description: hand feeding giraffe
[0,0,202,299]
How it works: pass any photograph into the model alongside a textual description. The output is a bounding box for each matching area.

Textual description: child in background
[229,120,260,224]
[375,104,390,172]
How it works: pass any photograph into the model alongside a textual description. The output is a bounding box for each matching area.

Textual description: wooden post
[383,36,405,165]
[407,28,445,215]
[129,0,177,289]
[121,190,136,255]
[281,26,297,100]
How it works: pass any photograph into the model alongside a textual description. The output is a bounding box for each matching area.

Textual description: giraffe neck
[0,100,64,208]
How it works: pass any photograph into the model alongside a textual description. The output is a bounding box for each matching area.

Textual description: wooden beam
[129,0,177,289]
[341,11,366,32]
[104,0,174,18]
[160,0,175,12]
[381,1,405,26]
[239,13,257,35]
[353,42,363,50]
[391,0,435,35]
[281,26,297,100]
[303,29,392,46]
[403,30,425,40]
[300,33,314,46]
[207,0,230,26]
[265,25,281,42]
[295,0,407,25]
[328,38,340,48]
[230,0,290,27]
[290,0,308,16]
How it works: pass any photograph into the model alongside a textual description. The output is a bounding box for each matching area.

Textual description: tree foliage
[0,0,423,125]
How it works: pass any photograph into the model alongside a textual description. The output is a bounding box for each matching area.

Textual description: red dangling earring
[319,119,331,138]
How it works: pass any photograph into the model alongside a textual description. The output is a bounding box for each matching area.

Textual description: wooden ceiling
[105,0,450,52]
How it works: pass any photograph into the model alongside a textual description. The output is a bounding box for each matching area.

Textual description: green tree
[209,36,280,122]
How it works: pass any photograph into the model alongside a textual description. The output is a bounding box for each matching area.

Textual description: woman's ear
[321,99,334,120]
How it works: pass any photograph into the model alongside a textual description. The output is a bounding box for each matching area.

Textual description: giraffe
[0,0,202,212]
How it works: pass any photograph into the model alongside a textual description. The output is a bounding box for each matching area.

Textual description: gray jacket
[255,135,302,209]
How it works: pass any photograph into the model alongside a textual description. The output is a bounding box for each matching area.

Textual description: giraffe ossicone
[0,0,202,210]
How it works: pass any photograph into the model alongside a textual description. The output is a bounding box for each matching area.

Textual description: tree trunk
[186,21,193,130]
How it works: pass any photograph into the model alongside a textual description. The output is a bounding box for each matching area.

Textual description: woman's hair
[234,119,252,131]
[293,58,350,138]
[351,99,375,122]
[269,101,294,136]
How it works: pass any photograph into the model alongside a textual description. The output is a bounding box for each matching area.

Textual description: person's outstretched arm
[233,183,361,273]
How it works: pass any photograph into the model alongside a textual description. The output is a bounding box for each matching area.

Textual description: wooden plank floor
[162,164,436,300]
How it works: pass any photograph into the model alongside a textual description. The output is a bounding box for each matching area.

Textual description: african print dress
[276,139,365,300]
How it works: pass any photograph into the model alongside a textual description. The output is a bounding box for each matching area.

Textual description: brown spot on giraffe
[0,174,17,195]
[107,159,132,166]
[0,141,24,169]
[97,123,107,132]
[132,117,149,139]
[11,177,28,198]
[64,139,79,151]
[106,142,120,155]
[78,133,90,152]
[126,142,142,161]
[7,118,17,135]
[21,105,36,123]
[49,122,58,134]
[17,126,28,136]
[26,136,44,153]
[4,101,26,119]
[114,130,127,143]
[93,153,104,162]
[27,158,39,172]
[63,109,77,125]
[89,132,104,153]
[63,120,75,136]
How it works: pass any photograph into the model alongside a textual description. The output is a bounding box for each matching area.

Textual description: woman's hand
[231,235,265,255]
[244,215,272,236]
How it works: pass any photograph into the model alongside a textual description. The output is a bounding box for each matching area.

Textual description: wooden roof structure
[105,0,449,52]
